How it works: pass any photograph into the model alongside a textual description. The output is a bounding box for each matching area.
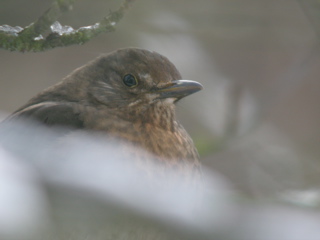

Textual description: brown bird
[1,48,204,239]
[5,48,202,177]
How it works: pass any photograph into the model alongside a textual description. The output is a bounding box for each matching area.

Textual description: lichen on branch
[0,0,135,52]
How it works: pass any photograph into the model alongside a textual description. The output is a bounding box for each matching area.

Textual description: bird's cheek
[161,98,176,104]
[145,93,159,103]
[127,98,143,108]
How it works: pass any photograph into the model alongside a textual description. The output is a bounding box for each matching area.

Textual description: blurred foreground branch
[0,0,135,52]
[1,116,320,240]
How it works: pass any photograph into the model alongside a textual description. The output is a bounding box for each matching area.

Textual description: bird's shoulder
[4,101,139,138]
[6,102,85,129]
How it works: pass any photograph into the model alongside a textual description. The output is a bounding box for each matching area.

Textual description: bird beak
[155,80,203,100]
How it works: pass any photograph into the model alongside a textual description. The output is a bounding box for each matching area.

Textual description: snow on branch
[0,0,135,52]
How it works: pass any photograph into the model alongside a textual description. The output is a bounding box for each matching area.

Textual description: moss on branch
[0,0,135,52]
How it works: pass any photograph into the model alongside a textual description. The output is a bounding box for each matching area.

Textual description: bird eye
[123,74,138,88]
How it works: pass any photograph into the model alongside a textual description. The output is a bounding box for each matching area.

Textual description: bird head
[82,48,202,114]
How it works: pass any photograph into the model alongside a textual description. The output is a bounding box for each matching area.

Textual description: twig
[0,0,135,52]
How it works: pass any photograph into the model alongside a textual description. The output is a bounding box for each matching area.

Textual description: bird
[1,48,204,240]
[3,47,203,178]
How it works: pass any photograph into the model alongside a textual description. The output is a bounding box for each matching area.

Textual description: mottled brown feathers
[4,48,202,174]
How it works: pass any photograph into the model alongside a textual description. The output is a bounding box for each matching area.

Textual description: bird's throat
[139,102,176,132]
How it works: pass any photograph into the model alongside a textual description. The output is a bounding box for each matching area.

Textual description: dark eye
[123,74,138,88]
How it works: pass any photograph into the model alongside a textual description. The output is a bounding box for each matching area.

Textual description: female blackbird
[6,48,203,175]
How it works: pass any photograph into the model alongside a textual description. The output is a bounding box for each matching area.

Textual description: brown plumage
[5,48,203,177]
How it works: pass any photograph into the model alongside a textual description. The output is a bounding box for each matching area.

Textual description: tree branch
[0,0,135,52]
